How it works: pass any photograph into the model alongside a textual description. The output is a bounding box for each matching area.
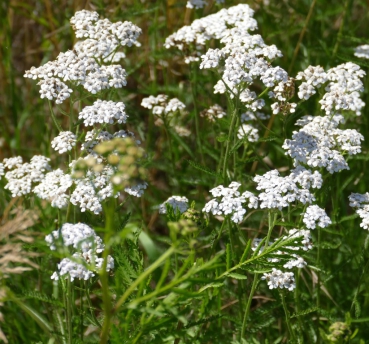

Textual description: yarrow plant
[1,2,369,344]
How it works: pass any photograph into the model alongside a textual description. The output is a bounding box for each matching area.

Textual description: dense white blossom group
[51,131,77,154]
[159,196,189,214]
[296,63,366,116]
[349,193,369,230]
[354,45,369,59]
[283,115,363,173]
[254,167,322,210]
[79,100,128,126]
[24,10,141,103]
[203,182,257,223]
[46,223,114,281]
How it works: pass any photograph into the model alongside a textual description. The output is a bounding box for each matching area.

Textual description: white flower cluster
[70,166,118,214]
[24,50,127,103]
[159,196,189,214]
[296,63,365,116]
[70,10,141,49]
[141,95,186,116]
[354,45,369,59]
[165,4,258,63]
[2,156,51,197]
[349,192,369,230]
[124,182,148,197]
[268,78,297,115]
[24,10,141,103]
[186,0,207,8]
[321,63,365,116]
[303,205,331,229]
[237,124,259,142]
[241,111,269,122]
[254,229,313,291]
[33,169,73,208]
[141,94,186,128]
[254,167,322,210]
[200,104,226,122]
[202,182,257,223]
[46,223,114,281]
[283,115,364,174]
[261,269,296,291]
[187,0,224,8]
[79,100,128,126]
[296,65,327,100]
[46,223,104,252]
[51,131,77,154]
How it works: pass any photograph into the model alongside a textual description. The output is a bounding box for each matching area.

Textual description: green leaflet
[187,159,223,179]
[225,272,247,280]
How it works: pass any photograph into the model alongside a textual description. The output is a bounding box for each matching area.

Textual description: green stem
[190,62,204,164]
[280,290,296,341]
[164,122,176,173]
[240,211,275,339]
[316,227,322,343]
[240,271,259,339]
[288,0,317,74]
[66,279,73,344]
[331,0,350,60]
[99,200,115,344]
[222,105,239,182]
[294,269,302,332]
[48,100,63,132]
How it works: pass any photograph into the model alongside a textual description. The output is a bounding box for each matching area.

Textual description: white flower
[186,0,207,9]
[296,65,327,88]
[34,169,73,208]
[38,78,73,104]
[159,196,189,214]
[51,254,96,282]
[3,156,50,197]
[254,168,320,210]
[349,192,369,208]
[165,98,186,114]
[25,9,139,104]
[302,205,331,229]
[51,252,114,281]
[200,49,224,69]
[203,182,256,223]
[298,82,316,100]
[46,223,104,253]
[348,192,369,230]
[237,124,259,142]
[354,45,369,59]
[261,268,296,291]
[51,131,77,154]
[320,62,365,116]
[3,156,23,169]
[79,100,128,126]
[70,166,118,214]
[283,115,363,173]
[241,111,269,122]
[124,182,148,197]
